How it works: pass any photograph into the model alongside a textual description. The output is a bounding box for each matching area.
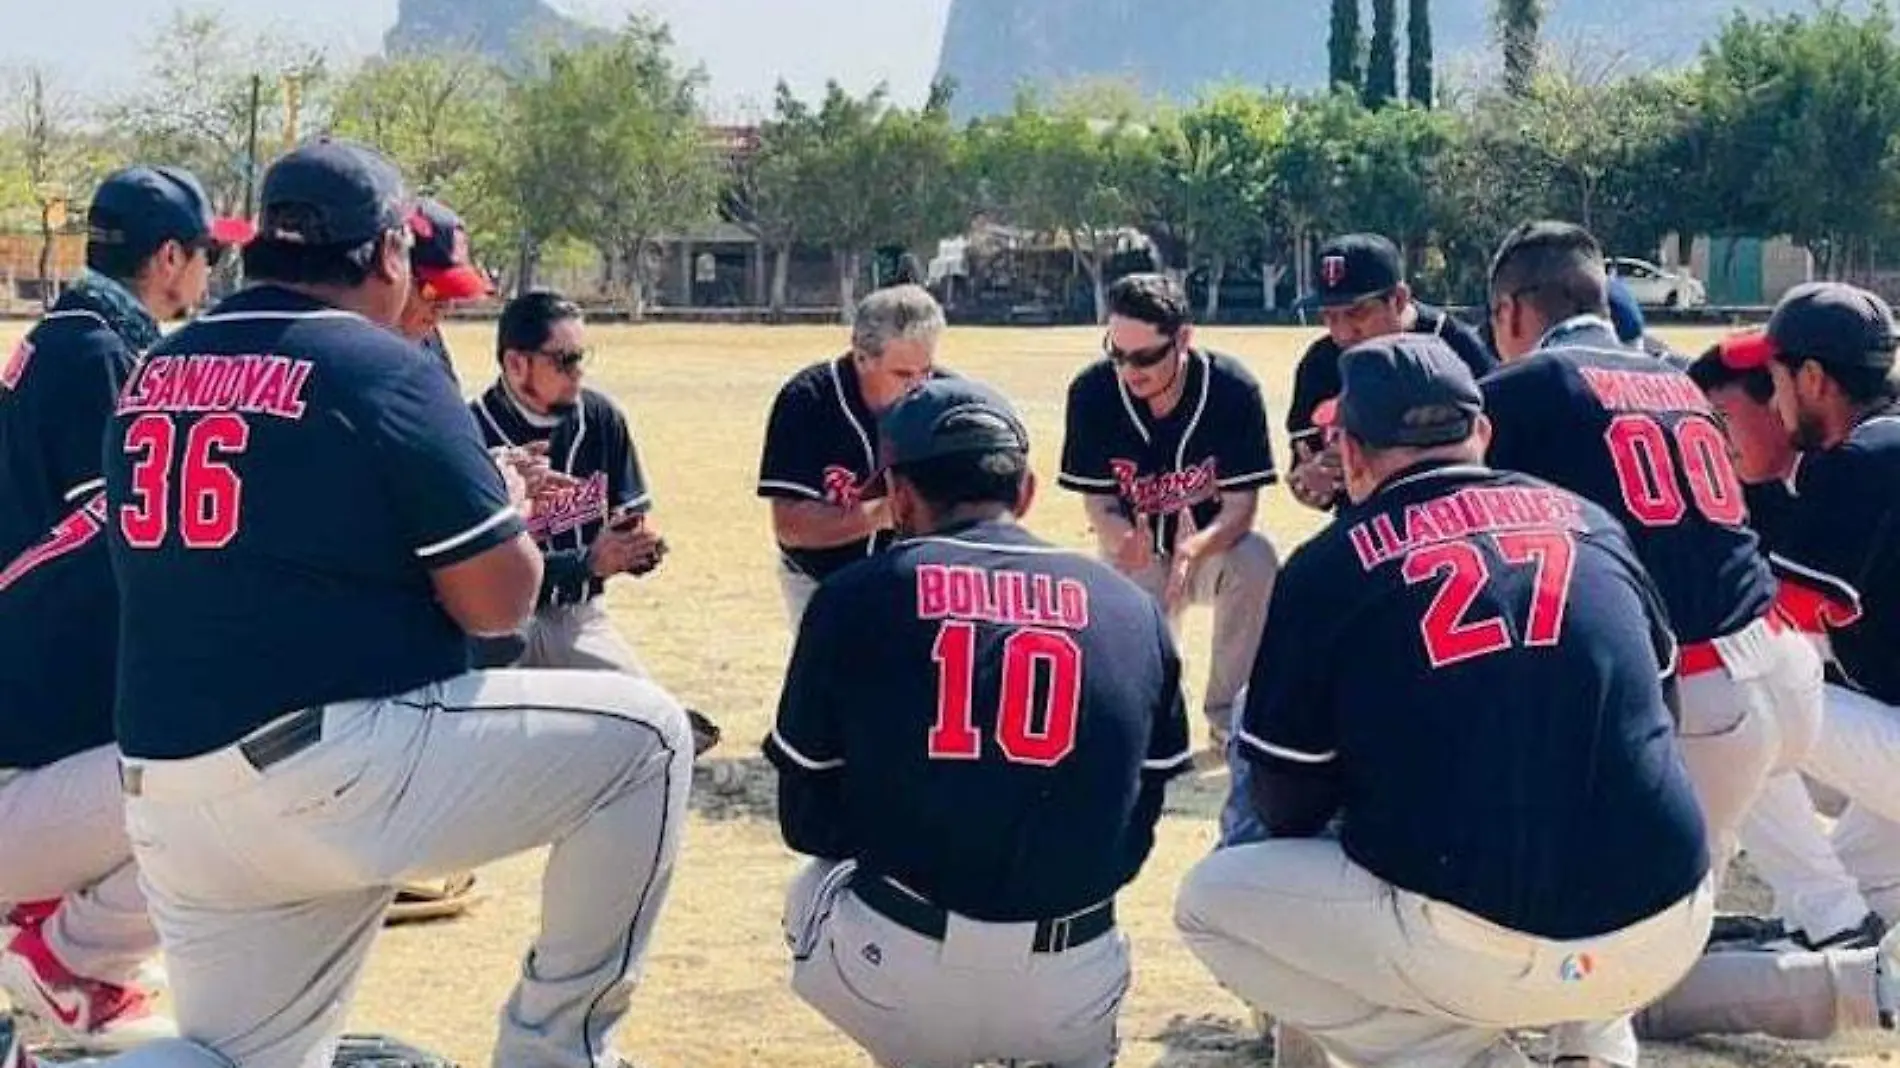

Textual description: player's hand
[619,516,668,576]
[495,453,530,510]
[1111,523,1153,575]
[587,528,648,578]
[1165,511,1205,612]
[1288,442,1343,510]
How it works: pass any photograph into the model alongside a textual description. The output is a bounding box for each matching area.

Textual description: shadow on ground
[692,754,780,821]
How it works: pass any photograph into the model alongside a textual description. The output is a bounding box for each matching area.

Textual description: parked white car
[1608,257,1709,308]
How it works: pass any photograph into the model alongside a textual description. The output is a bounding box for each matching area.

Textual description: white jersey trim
[190,309,363,325]
[1057,472,1119,489]
[64,477,105,502]
[1378,463,1491,494]
[828,358,876,473]
[758,479,823,500]
[1767,552,1862,607]
[36,310,109,329]
[1173,351,1213,472]
[476,394,517,449]
[1144,748,1195,772]
[770,728,844,771]
[1237,728,1336,765]
[907,534,1080,556]
[414,504,520,559]
[1217,469,1277,488]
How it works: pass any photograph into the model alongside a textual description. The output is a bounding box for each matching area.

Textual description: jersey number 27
[929,621,1082,766]
[120,413,251,550]
[1403,530,1577,669]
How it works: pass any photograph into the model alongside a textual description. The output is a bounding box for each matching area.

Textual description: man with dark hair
[1177,335,1713,1068]
[770,376,1190,1068]
[398,198,494,381]
[0,165,251,559]
[1482,223,1854,1065]
[1284,233,1494,512]
[61,139,693,1068]
[1059,272,1279,763]
[757,284,947,630]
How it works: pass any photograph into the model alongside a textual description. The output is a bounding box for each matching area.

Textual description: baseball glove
[384,872,480,925]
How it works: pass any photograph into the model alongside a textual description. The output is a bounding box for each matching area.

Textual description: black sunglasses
[1104,333,1178,369]
[189,238,228,269]
[535,347,588,372]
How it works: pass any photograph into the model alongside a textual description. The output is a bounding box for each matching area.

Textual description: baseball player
[0,496,174,1051]
[1283,233,1494,512]
[0,164,251,559]
[398,197,494,381]
[1058,272,1278,756]
[768,376,1191,1068]
[1177,335,1713,1068]
[85,139,692,1068]
[757,284,945,629]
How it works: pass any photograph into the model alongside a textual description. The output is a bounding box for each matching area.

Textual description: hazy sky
[0,0,957,117]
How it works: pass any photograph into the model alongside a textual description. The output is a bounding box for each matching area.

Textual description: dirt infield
[4,320,1893,1067]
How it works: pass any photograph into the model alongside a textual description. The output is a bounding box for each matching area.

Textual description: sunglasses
[535,347,588,373]
[1104,334,1178,369]
[190,238,228,269]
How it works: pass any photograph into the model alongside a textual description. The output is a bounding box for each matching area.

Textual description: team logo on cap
[1321,255,1347,289]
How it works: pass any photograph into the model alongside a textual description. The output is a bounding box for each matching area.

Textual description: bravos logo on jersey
[1109,457,1218,515]
[822,465,869,507]
[529,471,609,539]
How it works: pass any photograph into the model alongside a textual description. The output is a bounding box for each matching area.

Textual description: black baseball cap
[1719,281,1898,374]
[1315,334,1483,448]
[878,378,1029,468]
[1316,233,1403,307]
[256,139,408,248]
[88,165,254,257]
[409,199,493,301]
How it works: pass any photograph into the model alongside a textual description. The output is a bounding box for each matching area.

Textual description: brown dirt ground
[5,319,1894,1068]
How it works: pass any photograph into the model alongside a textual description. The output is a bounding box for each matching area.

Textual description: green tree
[1331,0,1364,93]
[1408,0,1435,107]
[505,17,719,312]
[1367,0,1400,107]
[1495,0,1543,96]
[2,68,110,300]
[967,93,1159,322]
[328,54,511,264]
[108,10,326,214]
[1148,89,1285,319]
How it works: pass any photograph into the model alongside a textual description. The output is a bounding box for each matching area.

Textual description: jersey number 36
[928,621,1082,766]
[119,413,251,550]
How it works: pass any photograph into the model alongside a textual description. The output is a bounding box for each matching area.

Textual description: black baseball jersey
[1241,462,1708,939]
[0,494,117,768]
[1286,303,1495,459]
[105,285,524,759]
[1750,409,1900,705]
[756,355,909,582]
[765,519,1192,922]
[0,288,149,560]
[471,384,650,607]
[1483,318,1775,645]
[1059,350,1277,555]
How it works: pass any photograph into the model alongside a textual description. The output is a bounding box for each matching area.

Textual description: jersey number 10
[928,621,1082,766]
[120,413,251,550]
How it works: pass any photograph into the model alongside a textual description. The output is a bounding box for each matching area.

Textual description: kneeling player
[0,499,173,1052]
[1177,336,1713,1068]
[767,378,1191,1068]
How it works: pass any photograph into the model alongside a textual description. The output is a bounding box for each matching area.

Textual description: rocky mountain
[384,0,604,68]
[934,0,1873,119]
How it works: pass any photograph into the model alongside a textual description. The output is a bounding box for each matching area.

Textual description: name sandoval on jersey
[916,563,1092,631]
[116,354,314,419]
[1348,483,1589,570]
[529,471,609,540]
[1110,457,1218,515]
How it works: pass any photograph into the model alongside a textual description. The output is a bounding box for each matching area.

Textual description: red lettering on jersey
[0,495,107,592]
[528,471,609,540]
[1349,486,1588,571]
[1579,366,1712,415]
[2,338,34,390]
[116,355,314,420]
[822,465,865,507]
[912,564,1091,630]
[1403,502,1444,545]
[1108,457,1219,516]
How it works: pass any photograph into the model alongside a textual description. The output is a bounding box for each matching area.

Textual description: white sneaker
[0,925,176,1054]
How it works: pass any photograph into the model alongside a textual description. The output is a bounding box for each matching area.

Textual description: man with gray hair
[757,284,948,628]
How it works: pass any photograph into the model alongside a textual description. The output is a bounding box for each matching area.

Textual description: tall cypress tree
[1330,0,1364,93]
[1408,0,1435,106]
[1366,0,1399,106]
[1496,0,1544,96]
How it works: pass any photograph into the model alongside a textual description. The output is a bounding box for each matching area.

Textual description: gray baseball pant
[783,860,1129,1068]
[0,745,156,984]
[517,599,648,676]
[1129,531,1277,739]
[107,669,691,1068]
[778,562,819,634]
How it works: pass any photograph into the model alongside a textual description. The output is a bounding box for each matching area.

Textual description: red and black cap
[409,198,493,302]
[1316,333,1483,448]
[1719,281,1898,374]
[1315,233,1402,307]
[88,165,255,257]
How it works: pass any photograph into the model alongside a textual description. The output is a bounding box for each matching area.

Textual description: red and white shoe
[0,904,57,934]
[0,923,175,1053]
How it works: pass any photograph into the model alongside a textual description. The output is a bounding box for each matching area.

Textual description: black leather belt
[848,872,1114,954]
[121,707,325,797]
